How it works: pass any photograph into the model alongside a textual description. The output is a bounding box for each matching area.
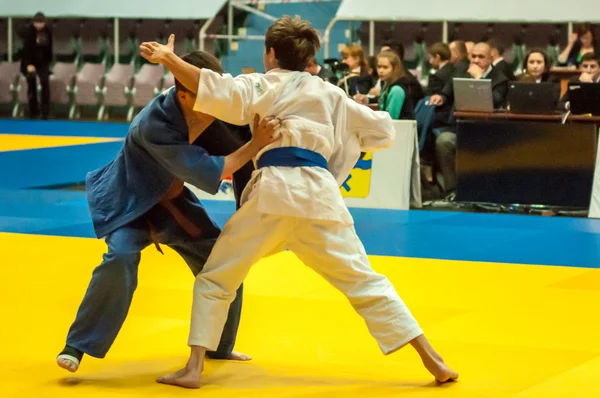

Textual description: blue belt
[256,147,328,170]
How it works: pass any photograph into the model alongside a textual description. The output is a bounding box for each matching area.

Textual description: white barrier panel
[587,136,600,218]
[4,0,226,19]
[336,0,600,22]
[188,120,421,210]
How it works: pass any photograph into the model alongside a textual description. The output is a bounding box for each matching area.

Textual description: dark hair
[381,40,405,61]
[577,23,596,43]
[486,38,505,56]
[265,15,321,71]
[580,52,599,64]
[175,51,223,94]
[33,12,46,23]
[428,42,451,61]
[523,49,550,81]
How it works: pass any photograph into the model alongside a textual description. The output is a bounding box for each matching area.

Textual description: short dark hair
[428,42,451,61]
[486,38,505,55]
[581,52,599,64]
[33,12,46,23]
[265,15,321,71]
[175,51,223,94]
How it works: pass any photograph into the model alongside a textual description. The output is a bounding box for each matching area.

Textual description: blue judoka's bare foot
[57,356,79,373]
[56,345,83,373]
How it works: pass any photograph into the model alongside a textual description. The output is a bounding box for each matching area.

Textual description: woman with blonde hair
[377,50,415,119]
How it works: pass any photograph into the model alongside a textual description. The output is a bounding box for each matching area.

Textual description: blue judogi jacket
[86,88,229,238]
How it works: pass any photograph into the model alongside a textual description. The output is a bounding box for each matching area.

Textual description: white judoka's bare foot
[421,353,458,383]
[56,356,78,373]
[157,345,206,389]
[410,335,458,383]
[156,366,202,389]
[230,351,252,361]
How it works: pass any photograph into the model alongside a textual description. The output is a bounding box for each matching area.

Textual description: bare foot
[409,334,458,383]
[230,351,252,361]
[421,354,458,383]
[56,355,79,373]
[156,367,202,389]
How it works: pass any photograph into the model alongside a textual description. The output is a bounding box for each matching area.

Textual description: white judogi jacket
[194,68,395,225]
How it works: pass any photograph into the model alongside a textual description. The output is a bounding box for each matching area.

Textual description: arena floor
[0,119,598,397]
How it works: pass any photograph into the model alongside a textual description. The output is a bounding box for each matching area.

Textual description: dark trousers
[27,68,50,119]
[65,189,243,359]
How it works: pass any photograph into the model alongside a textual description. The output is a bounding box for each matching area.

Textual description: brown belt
[147,180,202,254]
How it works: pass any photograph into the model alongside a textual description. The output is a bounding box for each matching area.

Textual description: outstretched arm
[140,34,258,125]
[140,34,200,95]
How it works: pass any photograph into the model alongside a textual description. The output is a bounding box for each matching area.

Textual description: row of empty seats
[1,17,225,65]
[0,61,175,120]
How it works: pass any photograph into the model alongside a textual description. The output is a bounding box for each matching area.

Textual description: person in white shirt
[139,16,458,389]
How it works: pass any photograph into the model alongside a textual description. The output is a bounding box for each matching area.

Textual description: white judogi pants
[189,195,423,354]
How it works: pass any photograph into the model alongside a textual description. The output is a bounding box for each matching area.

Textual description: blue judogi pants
[65,188,242,359]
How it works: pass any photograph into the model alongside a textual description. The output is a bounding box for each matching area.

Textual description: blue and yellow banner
[340,152,373,198]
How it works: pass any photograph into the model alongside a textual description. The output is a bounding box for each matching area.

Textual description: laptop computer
[453,78,494,112]
[568,82,600,115]
[506,82,559,114]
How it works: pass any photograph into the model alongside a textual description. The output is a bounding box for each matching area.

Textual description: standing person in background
[20,12,53,120]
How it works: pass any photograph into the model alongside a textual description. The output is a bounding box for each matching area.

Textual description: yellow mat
[0,232,598,397]
[0,134,122,152]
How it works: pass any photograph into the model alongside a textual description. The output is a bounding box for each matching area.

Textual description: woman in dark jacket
[20,12,53,119]
[376,50,415,120]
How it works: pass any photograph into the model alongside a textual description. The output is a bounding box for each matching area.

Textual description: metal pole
[232,3,277,21]
[228,0,233,51]
[199,18,214,51]
[114,18,119,64]
[8,17,13,62]
[204,34,265,40]
[324,18,339,59]
[369,20,375,56]
[442,20,448,43]
[568,21,573,40]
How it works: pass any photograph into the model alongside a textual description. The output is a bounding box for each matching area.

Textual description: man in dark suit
[488,39,515,81]
[558,52,600,111]
[433,42,509,110]
[429,42,509,197]
[20,12,53,119]
[426,42,455,96]
[449,40,470,75]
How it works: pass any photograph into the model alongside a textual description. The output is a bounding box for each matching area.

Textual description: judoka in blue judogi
[56,51,281,372]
